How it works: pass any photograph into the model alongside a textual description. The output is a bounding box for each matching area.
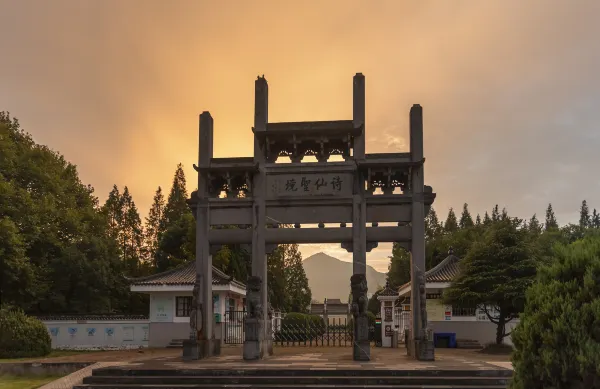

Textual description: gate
[273,317,353,347]
[224,310,246,344]
[394,308,411,343]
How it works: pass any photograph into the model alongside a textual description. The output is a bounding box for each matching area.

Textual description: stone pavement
[110,347,513,372]
[37,362,128,389]
[37,347,512,388]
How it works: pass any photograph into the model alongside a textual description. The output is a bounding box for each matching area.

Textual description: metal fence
[394,308,411,343]
[224,310,246,344]
[224,312,375,347]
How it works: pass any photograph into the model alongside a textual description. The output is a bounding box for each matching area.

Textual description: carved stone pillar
[350,274,370,361]
[408,104,434,361]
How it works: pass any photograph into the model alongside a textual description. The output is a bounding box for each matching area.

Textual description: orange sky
[2,0,600,271]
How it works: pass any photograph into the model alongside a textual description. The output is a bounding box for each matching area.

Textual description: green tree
[144,186,166,264]
[459,203,474,228]
[545,203,558,230]
[528,214,543,236]
[267,246,287,311]
[387,243,411,288]
[491,204,500,222]
[162,163,191,232]
[0,217,36,310]
[443,219,537,344]
[120,187,145,275]
[483,211,492,226]
[510,234,600,389]
[102,185,123,241]
[283,244,312,312]
[0,112,128,314]
[155,213,196,272]
[444,208,459,233]
[592,209,600,229]
[475,214,482,226]
[425,206,442,239]
[579,200,590,228]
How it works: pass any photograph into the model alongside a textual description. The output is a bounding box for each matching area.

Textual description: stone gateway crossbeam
[184,73,436,361]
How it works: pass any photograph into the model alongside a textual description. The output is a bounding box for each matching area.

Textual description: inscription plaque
[267,173,353,198]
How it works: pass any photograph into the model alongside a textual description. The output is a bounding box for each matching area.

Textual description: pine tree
[491,204,500,222]
[483,211,492,226]
[444,208,459,232]
[102,185,123,241]
[592,209,600,229]
[425,206,442,239]
[528,214,543,235]
[459,203,474,228]
[283,244,312,312]
[579,200,590,228]
[444,208,458,232]
[162,163,191,232]
[144,186,166,264]
[501,207,509,220]
[475,214,482,226]
[120,187,144,275]
[545,203,558,230]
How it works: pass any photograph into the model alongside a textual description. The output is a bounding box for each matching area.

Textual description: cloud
[2,0,600,271]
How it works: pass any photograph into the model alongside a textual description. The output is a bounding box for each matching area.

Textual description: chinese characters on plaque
[268,173,351,198]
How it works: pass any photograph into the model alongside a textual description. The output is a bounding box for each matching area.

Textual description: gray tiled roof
[398,251,461,292]
[130,262,246,290]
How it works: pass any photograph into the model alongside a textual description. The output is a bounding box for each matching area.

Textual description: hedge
[0,307,51,358]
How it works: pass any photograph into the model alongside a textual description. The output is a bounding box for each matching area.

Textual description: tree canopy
[510,233,600,389]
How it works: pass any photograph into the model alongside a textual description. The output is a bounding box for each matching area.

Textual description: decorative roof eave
[128,261,246,290]
[396,248,461,293]
[378,281,399,301]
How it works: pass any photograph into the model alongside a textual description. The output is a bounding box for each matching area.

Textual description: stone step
[91,368,513,378]
[82,375,510,386]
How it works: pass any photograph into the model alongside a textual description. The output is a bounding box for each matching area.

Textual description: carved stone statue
[190,274,201,340]
[350,274,368,317]
[417,271,428,338]
[246,276,263,320]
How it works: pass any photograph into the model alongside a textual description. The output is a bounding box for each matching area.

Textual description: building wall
[43,320,149,349]
[429,320,519,346]
[149,291,244,324]
[148,322,189,348]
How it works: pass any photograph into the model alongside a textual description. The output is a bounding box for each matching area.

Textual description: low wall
[0,362,92,377]
[430,320,519,346]
[41,317,149,349]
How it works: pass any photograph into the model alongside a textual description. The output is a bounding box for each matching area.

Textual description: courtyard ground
[2,345,512,364]
[5,347,512,389]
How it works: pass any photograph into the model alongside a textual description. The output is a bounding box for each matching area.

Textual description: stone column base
[353,340,371,361]
[182,338,221,360]
[411,339,435,361]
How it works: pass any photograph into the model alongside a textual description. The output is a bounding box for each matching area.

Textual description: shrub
[0,307,51,358]
[509,235,600,389]
[275,313,326,341]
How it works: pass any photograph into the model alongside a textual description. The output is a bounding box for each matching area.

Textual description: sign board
[384,307,393,322]
[266,173,353,198]
[384,325,393,337]
[122,326,134,341]
[444,304,452,321]
[426,299,445,321]
[152,296,173,322]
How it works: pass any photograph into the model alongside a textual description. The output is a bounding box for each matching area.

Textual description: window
[176,296,192,317]
[453,305,477,317]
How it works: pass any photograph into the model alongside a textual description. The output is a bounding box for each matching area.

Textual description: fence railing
[224,312,375,347]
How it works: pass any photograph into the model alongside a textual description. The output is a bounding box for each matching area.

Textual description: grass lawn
[0,375,62,389]
[0,350,100,363]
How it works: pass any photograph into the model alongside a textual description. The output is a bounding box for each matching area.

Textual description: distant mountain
[303,252,387,303]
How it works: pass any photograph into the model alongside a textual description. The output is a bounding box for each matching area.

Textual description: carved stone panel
[266,173,353,199]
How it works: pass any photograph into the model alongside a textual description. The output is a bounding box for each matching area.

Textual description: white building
[130,262,246,347]
[395,249,518,347]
